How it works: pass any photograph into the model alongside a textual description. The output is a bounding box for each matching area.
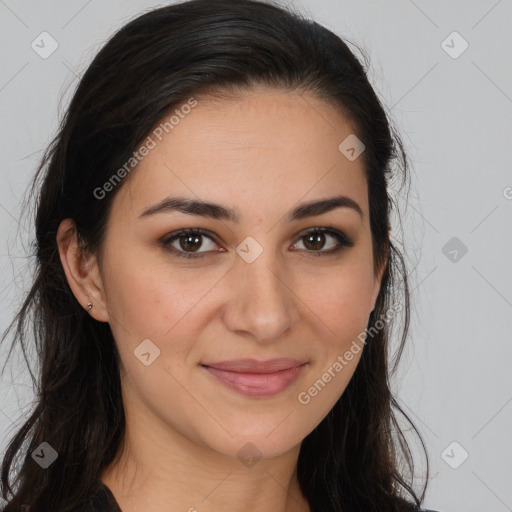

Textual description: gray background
[1,1,511,511]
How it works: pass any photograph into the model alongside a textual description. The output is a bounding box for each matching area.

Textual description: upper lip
[200,358,307,373]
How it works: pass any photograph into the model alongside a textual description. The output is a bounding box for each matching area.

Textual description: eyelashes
[160,227,355,260]
[162,228,221,259]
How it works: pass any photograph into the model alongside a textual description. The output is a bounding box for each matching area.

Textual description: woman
[0,1,442,511]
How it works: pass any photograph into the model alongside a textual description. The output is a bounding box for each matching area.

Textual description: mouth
[200,358,308,397]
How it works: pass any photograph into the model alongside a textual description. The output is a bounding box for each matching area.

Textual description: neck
[100,399,310,512]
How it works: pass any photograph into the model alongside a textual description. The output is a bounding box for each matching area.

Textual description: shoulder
[1,482,121,512]
[67,480,122,512]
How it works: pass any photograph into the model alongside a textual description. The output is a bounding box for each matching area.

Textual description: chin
[198,427,304,463]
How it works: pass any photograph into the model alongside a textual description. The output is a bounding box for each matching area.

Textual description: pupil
[305,232,324,250]
[181,234,201,252]
[177,232,326,253]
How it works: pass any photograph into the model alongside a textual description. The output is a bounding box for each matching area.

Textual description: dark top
[69,481,443,512]
[1,481,121,512]
[69,480,122,511]
[3,480,443,511]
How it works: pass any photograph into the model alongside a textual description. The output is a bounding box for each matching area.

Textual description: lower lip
[201,364,307,397]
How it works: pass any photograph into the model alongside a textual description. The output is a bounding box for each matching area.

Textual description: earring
[87,302,93,311]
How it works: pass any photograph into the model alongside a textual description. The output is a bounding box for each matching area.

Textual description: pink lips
[200,358,307,397]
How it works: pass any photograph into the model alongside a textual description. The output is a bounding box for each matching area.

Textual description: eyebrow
[138,194,363,223]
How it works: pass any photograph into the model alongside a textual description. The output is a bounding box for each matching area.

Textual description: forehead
[114,89,368,222]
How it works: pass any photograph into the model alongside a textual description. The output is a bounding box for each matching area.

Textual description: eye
[291,227,354,256]
[161,227,354,260]
[161,228,223,259]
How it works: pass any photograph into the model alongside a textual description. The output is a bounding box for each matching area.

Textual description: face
[66,88,384,461]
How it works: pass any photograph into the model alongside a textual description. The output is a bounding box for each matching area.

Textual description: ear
[56,218,109,322]
[370,251,388,313]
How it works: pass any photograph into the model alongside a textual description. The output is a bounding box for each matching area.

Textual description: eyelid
[161,226,354,259]
[292,226,354,256]
[160,228,221,258]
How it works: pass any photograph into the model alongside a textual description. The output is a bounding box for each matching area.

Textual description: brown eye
[292,228,354,256]
[303,231,328,250]
[162,229,221,259]
[161,227,354,260]
[178,233,203,252]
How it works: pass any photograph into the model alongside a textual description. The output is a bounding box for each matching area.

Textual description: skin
[57,87,386,512]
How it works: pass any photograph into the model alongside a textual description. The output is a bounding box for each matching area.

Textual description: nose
[222,248,300,345]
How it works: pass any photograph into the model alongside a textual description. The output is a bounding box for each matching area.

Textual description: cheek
[102,245,227,369]
[106,268,191,335]
[102,256,207,410]
[294,252,375,407]
[294,264,372,415]
[299,259,375,340]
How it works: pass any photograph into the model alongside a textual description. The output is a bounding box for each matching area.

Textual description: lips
[201,358,306,373]
[200,358,307,397]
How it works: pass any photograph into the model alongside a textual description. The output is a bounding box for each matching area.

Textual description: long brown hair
[1,1,429,510]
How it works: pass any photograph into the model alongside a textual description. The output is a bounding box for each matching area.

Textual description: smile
[200,358,308,397]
